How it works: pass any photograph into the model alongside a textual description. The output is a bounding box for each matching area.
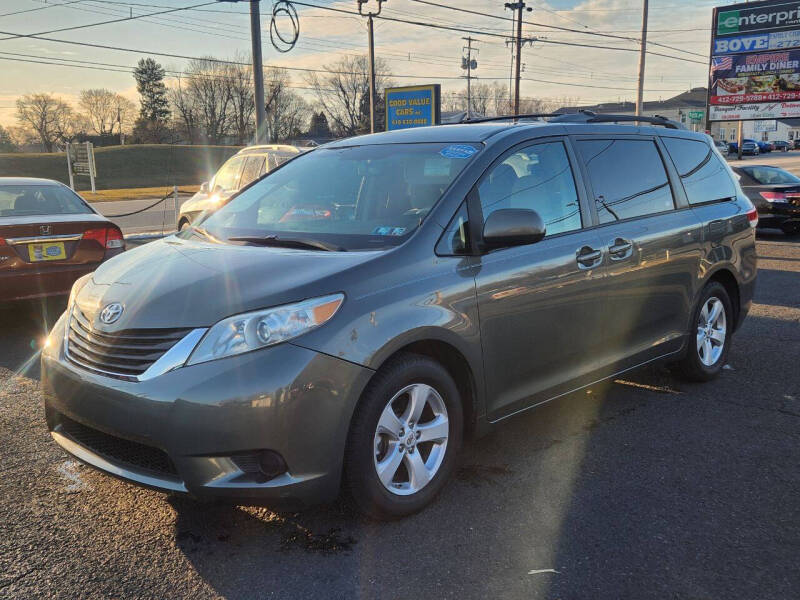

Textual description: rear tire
[675,281,733,382]
[344,353,463,520]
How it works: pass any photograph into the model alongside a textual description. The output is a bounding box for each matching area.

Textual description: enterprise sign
[710,0,800,120]
[385,84,441,131]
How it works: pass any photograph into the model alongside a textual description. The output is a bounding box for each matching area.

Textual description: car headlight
[68,273,92,309]
[186,293,344,366]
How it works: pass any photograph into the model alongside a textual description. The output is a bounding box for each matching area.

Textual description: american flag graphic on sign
[711,56,733,73]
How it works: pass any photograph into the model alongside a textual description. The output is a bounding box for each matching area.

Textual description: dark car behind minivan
[42,114,757,519]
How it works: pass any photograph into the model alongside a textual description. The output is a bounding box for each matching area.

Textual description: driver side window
[478,141,582,237]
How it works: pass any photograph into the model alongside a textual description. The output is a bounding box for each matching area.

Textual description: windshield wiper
[228,235,344,252]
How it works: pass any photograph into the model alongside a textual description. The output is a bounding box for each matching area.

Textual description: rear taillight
[83,227,124,249]
[746,208,759,228]
[105,227,124,249]
[759,191,787,202]
[0,237,5,246]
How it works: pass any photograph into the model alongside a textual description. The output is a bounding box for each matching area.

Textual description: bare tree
[226,52,254,145]
[169,73,199,144]
[262,68,309,142]
[183,58,233,144]
[15,93,74,152]
[441,90,465,113]
[305,55,393,136]
[78,89,137,137]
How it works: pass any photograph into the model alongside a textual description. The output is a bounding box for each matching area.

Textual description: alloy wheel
[696,296,726,367]
[373,383,449,496]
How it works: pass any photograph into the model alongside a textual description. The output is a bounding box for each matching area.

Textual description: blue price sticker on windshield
[439,144,477,159]
[372,226,407,236]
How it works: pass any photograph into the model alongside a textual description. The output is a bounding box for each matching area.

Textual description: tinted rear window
[663,137,736,205]
[577,139,674,224]
[741,166,800,185]
[0,185,92,217]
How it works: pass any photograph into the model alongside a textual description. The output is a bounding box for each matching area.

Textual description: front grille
[59,414,179,479]
[66,307,191,378]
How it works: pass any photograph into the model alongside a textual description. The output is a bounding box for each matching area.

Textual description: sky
[0,0,720,127]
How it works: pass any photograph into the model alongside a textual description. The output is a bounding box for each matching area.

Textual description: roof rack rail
[550,110,685,130]
[457,109,685,130]
[459,113,559,124]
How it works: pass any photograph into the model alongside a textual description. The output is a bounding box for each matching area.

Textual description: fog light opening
[258,450,288,480]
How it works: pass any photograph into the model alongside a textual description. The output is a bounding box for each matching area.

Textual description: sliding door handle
[576,246,602,269]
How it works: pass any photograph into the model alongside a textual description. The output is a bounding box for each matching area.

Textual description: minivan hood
[76,236,379,330]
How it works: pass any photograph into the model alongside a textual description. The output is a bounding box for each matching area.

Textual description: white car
[178,145,309,230]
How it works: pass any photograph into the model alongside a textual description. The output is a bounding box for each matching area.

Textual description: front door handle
[608,238,633,260]
[576,246,602,269]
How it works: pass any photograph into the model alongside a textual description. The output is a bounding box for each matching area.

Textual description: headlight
[186,293,344,365]
[68,273,92,309]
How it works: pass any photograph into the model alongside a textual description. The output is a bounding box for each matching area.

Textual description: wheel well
[708,269,740,325]
[378,340,478,438]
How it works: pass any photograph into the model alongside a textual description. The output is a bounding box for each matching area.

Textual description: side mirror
[199,181,209,194]
[482,208,546,250]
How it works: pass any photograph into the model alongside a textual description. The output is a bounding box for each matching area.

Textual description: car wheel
[344,353,463,520]
[675,281,733,382]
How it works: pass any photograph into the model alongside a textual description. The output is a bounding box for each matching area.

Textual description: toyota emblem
[40,224,51,235]
[99,303,124,325]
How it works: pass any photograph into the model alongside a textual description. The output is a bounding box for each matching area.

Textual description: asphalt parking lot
[1,234,799,600]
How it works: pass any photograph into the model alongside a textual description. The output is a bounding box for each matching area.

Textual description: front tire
[344,353,463,520]
[675,281,733,382]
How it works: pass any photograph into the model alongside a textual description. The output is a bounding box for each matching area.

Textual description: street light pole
[250,0,267,143]
[358,0,387,133]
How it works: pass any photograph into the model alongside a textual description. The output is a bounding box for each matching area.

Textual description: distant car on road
[742,141,760,155]
[729,139,770,155]
[793,139,800,150]
[771,140,790,152]
[714,139,729,154]
[177,145,308,231]
[731,165,800,235]
[0,178,124,303]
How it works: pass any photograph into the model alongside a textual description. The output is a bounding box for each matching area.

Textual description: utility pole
[635,0,648,116]
[358,0,387,133]
[461,37,478,117]
[217,1,267,143]
[250,0,267,143]
[505,1,533,116]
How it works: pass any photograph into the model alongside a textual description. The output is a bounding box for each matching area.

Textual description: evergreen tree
[133,58,170,142]
[133,58,169,123]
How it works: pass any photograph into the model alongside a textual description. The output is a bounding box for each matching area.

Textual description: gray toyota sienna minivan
[42,113,758,519]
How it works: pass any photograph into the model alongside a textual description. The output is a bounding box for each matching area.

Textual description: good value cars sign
[710,0,800,120]
[385,84,441,131]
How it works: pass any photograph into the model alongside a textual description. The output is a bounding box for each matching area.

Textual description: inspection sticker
[439,144,477,159]
[372,226,407,236]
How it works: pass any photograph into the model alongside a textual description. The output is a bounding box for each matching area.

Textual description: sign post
[384,84,441,131]
[66,141,97,192]
[65,142,74,190]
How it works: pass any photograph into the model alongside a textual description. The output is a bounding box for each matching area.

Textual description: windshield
[194,142,480,250]
[743,166,800,185]
[0,184,92,217]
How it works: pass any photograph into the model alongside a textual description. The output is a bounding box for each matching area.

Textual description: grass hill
[0,144,242,191]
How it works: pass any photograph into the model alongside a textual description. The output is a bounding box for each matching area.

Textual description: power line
[289,0,707,64]
[404,0,707,59]
[0,1,217,42]
[0,0,86,18]
[0,50,695,93]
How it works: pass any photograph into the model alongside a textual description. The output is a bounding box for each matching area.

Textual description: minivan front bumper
[41,318,374,506]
